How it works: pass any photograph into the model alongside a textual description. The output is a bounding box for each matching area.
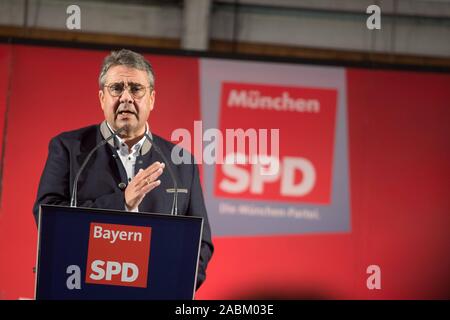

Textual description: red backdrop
[0,44,448,299]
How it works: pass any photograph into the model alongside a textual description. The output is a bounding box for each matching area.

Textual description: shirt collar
[105,121,150,154]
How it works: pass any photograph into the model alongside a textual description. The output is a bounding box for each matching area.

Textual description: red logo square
[85,223,151,288]
[215,82,337,204]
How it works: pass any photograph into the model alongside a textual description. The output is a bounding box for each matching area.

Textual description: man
[33,49,213,289]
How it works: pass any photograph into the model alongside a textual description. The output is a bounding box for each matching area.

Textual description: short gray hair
[98,49,155,89]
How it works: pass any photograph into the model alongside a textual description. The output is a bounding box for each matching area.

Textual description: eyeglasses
[104,82,152,99]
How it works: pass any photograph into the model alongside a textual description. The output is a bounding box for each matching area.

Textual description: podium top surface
[39,204,203,222]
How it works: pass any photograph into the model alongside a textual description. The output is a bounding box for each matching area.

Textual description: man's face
[99,65,155,136]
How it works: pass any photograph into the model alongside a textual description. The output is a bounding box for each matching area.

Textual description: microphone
[144,132,179,215]
[70,125,128,207]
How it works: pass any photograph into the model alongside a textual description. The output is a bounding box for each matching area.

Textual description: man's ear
[149,90,156,111]
[99,89,105,110]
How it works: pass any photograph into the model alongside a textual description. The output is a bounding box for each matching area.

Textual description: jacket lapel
[98,121,128,185]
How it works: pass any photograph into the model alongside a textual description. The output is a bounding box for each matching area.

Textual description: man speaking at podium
[33,49,213,290]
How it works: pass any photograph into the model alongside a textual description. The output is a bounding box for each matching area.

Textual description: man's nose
[119,87,134,104]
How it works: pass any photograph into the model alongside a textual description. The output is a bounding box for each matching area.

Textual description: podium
[35,205,203,300]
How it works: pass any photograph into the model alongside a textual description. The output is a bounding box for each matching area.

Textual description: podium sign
[35,205,203,300]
